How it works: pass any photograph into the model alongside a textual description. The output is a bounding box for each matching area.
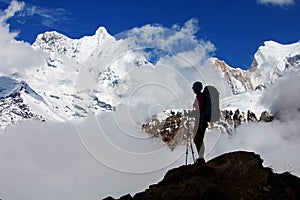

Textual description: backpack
[203,85,220,122]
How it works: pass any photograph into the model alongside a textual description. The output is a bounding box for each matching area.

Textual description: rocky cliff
[105,151,300,200]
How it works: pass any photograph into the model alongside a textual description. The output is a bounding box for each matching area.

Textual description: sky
[0,0,300,69]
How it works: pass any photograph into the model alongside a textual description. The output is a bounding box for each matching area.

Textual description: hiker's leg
[194,127,205,155]
[194,119,208,158]
[198,144,205,159]
[194,132,203,153]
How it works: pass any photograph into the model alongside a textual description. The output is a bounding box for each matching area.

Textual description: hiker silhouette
[187,82,220,158]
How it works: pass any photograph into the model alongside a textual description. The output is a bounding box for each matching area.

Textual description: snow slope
[0,77,45,129]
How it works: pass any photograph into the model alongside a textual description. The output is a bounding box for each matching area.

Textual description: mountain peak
[32,30,72,48]
[211,40,300,95]
[262,40,281,46]
[95,26,109,36]
[249,40,300,88]
[32,29,77,57]
[32,26,114,63]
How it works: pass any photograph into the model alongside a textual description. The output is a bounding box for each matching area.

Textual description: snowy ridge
[23,27,121,122]
[212,59,254,94]
[256,41,300,71]
[32,27,113,63]
[20,26,148,124]
[1,26,300,129]
[212,41,300,94]
[0,77,45,129]
[0,76,44,102]
[249,41,300,88]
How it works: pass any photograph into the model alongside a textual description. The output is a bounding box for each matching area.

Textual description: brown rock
[106,151,300,200]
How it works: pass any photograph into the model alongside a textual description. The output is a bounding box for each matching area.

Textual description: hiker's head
[192,81,202,94]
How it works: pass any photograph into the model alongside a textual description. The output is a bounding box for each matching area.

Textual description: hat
[192,81,203,92]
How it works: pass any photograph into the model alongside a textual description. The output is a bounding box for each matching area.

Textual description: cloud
[0,0,24,22]
[172,18,200,38]
[111,18,220,105]
[0,116,186,200]
[257,0,295,6]
[205,69,300,178]
[261,69,300,120]
[0,0,46,76]
[0,0,72,30]
[19,4,72,30]
[206,116,300,176]
[124,18,215,58]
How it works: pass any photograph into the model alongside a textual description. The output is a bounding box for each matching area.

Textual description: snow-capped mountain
[212,59,253,94]
[32,27,113,63]
[0,77,45,129]
[213,41,300,94]
[250,41,300,87]
[1,26,300,129]
[0,27,151,128]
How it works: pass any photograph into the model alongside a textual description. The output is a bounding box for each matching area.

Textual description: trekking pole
[187,115,195,163]
[185,116,189,165]
[185,115,196,165]
[185,137,189,165]
[190,140,195,163]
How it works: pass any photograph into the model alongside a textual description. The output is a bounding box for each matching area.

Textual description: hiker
[187,82,220,158]
[189,81,208,158]
[191,81,221,158]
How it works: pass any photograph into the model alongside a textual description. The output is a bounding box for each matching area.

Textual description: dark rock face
[105,151,300,200]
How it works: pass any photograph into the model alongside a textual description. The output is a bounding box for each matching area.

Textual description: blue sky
[1,0,300,69]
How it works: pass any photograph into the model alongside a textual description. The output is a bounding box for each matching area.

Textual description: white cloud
[180,18,200,37]
[261,69,300,120]
[0,116,186,200]
[257,0,295,6]
[0,0,71,30]
[206,115,300,177]
[111,18,221,107]
[124,18,215,58]
[19,5,71,29]
[0,0,24,22]
[0,0,46,76]
[206,69,300,178]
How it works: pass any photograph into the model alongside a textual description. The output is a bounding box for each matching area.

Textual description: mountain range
[1,26,300,129]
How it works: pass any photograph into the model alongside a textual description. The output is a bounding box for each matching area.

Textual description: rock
[260,111,274,122]
[105,151,300,200]
[142,109,275,148]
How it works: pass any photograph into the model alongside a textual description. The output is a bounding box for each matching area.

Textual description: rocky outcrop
[105,151,300,200]
[142,109,273,149]
[213,59,254,94]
